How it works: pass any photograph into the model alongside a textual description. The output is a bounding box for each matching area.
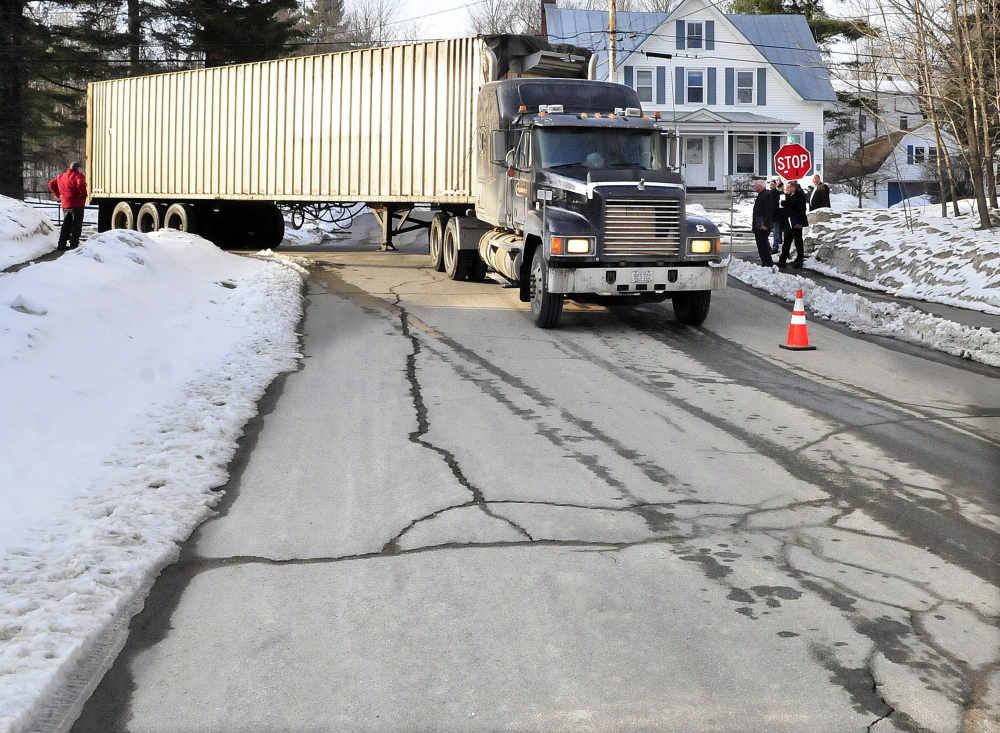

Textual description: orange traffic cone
[780,289,816,351]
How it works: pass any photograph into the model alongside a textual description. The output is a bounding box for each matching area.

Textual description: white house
[826,79,959,206]
[544,1,837,192]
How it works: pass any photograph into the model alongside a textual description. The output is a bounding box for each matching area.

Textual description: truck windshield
[535,128,663,170]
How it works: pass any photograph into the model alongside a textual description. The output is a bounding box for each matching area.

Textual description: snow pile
[729,258,1000,367]
[807,205,1000,315]
[0,208,303,733]
[0,198,57,269]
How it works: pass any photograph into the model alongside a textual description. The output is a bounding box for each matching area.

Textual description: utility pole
[608,0,617,79]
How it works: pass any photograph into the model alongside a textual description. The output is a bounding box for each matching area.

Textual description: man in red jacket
[47,162,88,250]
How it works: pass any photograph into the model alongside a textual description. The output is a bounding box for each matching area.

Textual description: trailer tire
[529,248,563,328]
[672,290,712,326]
[265,205,285,249]
[111,201,136,230]
[163,203,198,234]
[136,202,164,233]
[443,219,471,280]
[246,204,284,249]
[428,212,448,271]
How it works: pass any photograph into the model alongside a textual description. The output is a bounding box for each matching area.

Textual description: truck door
[509,130,531,229]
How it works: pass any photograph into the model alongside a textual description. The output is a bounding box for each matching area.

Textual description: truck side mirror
[492,131,512,165]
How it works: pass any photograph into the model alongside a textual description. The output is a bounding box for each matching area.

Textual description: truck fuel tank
[478,230,523,282]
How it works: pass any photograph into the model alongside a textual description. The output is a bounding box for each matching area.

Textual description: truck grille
[603,198,683,256]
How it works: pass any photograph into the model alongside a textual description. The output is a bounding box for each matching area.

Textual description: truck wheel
[111,201,135,230]
[672,291,712,326]
[428,212,448,272]
[136,203,164,233]
[443,219,471,280]
[467,254,488,282]
[529,248,563,328]
[163,203,198,233]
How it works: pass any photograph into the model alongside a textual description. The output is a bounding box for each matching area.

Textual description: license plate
[631,271,653,283]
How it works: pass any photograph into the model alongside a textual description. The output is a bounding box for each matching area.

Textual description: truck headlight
[690,238,718,254]
[551,236,595,255]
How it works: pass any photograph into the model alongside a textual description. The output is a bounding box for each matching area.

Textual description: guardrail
[24,197,99,226]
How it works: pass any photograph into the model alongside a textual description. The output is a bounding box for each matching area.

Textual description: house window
[899,115,909,130]
[635,69,653,103]
[736,70,754,104]
[913,146,926,164]
[687,22,703,49]
[735,135,755,173]
[859,114,868,132]
[928,147,938,164]
[687,70,704,104]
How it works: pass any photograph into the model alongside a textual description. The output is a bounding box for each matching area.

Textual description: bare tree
[343,0,404,47]
[467,0,544,35]
[871,0,997,227]
[565,0,676,10]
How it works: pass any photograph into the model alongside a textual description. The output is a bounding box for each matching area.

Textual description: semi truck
[86,35,727,327]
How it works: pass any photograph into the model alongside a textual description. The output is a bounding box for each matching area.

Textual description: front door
[683,136,710,188]
[509,131,531,228]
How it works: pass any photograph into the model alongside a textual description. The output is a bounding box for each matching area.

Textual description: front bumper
[547,262,728,294]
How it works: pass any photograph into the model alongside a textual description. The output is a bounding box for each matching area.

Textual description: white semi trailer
[87,35,727,327]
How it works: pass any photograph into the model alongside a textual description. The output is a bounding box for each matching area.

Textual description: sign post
[773,143,812,180]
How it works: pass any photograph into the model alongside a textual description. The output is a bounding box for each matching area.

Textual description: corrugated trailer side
[86,37,486,207]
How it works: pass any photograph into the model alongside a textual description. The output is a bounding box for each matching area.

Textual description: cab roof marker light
[625,107,642,117]
[518,105,528,113]
[546,104,564,113]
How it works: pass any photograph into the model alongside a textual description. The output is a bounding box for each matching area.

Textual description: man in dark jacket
[808,173,831,211]
[751,179,775,267]
[778,180,808,268]
[47,162,88,250]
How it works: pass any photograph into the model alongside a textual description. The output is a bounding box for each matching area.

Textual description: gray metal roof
[724,14,836,102]
[543,7,669,79]
[544,6,837,103]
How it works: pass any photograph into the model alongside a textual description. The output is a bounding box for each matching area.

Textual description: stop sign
[774,143,812,180]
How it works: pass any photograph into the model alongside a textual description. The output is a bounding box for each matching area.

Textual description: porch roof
[655,108,798,130]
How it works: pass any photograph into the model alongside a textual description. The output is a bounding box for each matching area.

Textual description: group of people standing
[751,174,830,269]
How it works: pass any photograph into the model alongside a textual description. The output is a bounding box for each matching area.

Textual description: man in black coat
[751,179,775,267]
[808,173,831,211]
[779,180,808,268]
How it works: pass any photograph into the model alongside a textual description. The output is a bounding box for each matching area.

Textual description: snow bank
[807,207,1000,315]
[729,258,1000,367]
[0,197,57,269]
[0,224,303,733]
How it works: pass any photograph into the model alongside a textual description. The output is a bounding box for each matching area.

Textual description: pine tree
[158,0,302,67]
[298,0,348,55]
[725,0,875,44]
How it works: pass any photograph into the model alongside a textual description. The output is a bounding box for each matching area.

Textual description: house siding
[558,0,831,186]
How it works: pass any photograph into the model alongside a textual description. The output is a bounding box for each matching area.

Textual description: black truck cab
[470,78,726,327]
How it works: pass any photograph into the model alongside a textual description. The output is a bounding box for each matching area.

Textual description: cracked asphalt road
[73,243,1000,733]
